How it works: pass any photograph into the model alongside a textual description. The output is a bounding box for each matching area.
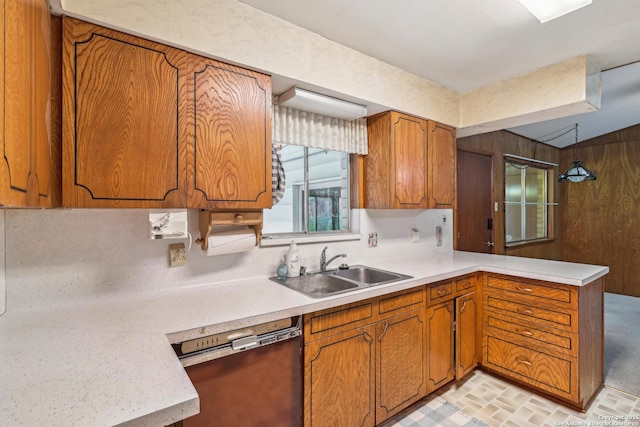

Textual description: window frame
[261,146,360,246]
[504,157,557,248]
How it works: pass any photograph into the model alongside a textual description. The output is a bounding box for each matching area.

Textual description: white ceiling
[238,0,640,148]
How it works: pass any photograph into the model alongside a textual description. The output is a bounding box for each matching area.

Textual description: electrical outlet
[169,243,186,267]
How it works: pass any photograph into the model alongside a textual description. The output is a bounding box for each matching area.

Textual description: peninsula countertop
[0,251,609,426]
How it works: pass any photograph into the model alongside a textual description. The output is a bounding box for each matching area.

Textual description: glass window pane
[263,146,350,235]
[525,166,546,203]
[504,160,549,244]
[505,204,522,243]
[263,144,300,234]
[505,163,522,202]
[308,149,348,232]
[525,204,546,240]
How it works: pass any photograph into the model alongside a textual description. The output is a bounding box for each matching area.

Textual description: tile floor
[430,369,640,427]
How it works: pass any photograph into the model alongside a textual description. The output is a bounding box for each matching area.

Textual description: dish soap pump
[276,256,288,280]
[286,240,301,278]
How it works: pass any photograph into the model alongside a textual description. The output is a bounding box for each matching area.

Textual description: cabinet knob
[234,214,244,222]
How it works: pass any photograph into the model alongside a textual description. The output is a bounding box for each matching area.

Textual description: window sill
[505,238,555,249]
[260,233,362,247]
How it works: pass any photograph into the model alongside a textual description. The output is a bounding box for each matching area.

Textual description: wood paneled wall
[560,124,640,297]
[457,131,562,259]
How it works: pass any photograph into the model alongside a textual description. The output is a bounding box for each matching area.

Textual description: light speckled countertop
[0,251,608,426]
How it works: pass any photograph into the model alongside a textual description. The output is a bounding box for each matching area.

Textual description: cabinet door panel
[304,326,375,427]
[426,300,454,393]
[3,0,32,199]
[63,18,186,207]
[1,0,56,207]
[32,0,53,203]
[188,57,271,209]
[391,114,427,208]
[456,292,480,379]
[376,309,427,423]
[427,121,456,208]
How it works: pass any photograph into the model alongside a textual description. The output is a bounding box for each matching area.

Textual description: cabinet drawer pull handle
[460,300,468,313]
[516,307,533,315]
[516,329,533,336]
[437,288,448,295]
[516,286,533,293]
[516,357,532,366]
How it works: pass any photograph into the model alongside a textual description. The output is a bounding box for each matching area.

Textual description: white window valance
[272,96,368,154]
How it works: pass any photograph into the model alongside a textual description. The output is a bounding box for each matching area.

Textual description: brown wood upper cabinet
[62,18,272,209]
[363,111,456,209]
[186,55,272,209]
[1,0,60,207]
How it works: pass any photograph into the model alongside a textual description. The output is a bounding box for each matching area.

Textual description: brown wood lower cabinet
[426,300,454,393]
[304,325,376,427]
[303,279,480,426]
[481,273,603,410]
[425,284,480,394]
[456,291,481,379]
[297,271,603,426]
[376,308,427,423]
[303,288,428,426]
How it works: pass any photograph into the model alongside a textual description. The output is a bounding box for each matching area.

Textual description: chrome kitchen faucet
[319,246,347,271]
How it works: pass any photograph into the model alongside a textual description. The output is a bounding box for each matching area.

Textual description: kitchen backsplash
[2,208,452,313]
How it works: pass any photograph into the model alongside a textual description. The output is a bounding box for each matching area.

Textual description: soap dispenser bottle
[286,240,301,277]
[276,256,288,280]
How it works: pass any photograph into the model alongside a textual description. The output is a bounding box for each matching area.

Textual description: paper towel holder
[196,210,263,251]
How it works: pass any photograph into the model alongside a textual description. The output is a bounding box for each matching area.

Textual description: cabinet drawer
[455,275,477,294]
[485,294,578,333]
[427,281,453,305]
[304,300,375,342]
[378,287,425,317]
[486,275,577,309]
[485,312,577,357]
[484,335,577,401]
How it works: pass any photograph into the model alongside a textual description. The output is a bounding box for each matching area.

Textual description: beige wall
[55,0,600,133]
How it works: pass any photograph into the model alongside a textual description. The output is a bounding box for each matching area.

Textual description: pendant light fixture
[558,124,597,183]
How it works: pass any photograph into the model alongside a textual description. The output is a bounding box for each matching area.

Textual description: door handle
[486,241,495,247]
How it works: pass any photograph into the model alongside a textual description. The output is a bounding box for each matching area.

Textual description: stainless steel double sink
[271,265,413,298]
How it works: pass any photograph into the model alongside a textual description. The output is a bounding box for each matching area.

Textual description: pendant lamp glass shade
[558,160,596,182]
[558,123,597,183]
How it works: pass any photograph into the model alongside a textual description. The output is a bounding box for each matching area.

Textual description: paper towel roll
[206,228,256,256]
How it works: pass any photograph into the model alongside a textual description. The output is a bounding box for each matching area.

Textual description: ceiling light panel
[517,0,592,23]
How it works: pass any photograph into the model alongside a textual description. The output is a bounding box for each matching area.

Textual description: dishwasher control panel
[174,316,301,367]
